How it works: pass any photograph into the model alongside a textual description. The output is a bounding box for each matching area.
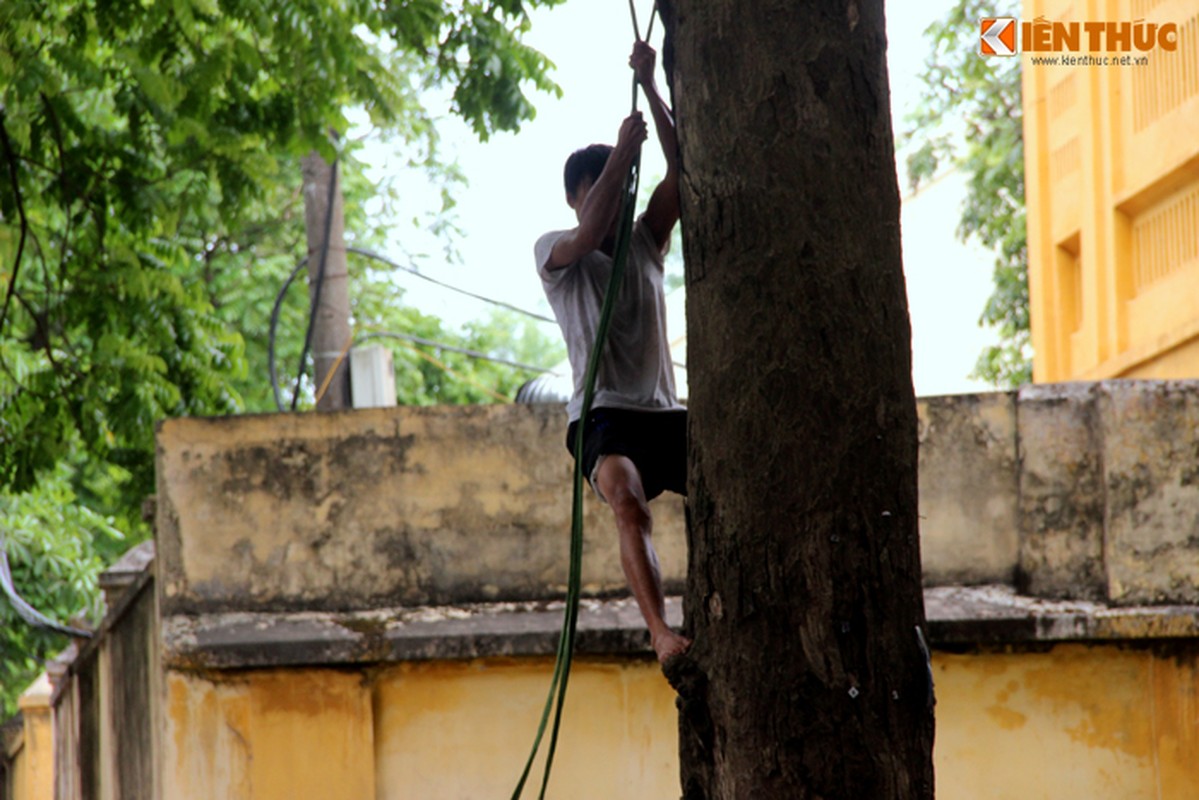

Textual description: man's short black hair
[564,144,613,199]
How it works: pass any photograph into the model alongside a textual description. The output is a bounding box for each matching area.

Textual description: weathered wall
[1015,382,1107,599]
[160,659,679,800]
[50,573,159,800]
[935,644,1199,799]
[1100,381,1199,604]
[153,645,1199,800]
[1018,380,1199,604]
[162,669,376,800]
[917,392,1019,585]
[156,385,1199,612]
[1,676,54,800]
[155,405,687,615]
[919,380,1199,604]
[373,659,681,800]
[34,381,1199,799]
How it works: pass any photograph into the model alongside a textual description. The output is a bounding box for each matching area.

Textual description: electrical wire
[306,327,556,407]
[346,246,556,324]
[268,246,559,411]
[267,257,303,411]
[0,536,92,639]
[302,328,558,408]
[387,337,512,404]
[357,331,556,374]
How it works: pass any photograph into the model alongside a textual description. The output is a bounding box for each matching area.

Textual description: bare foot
[651,629,692,664]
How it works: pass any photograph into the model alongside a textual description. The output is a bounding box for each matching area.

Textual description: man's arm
[545,113,648,271]
[632,41,680,252]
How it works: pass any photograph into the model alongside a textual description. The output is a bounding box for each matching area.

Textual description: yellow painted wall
[162,669,376,799]
[373,659,680,800]
[160,659,679,800]
[936,645,1199,799]
[155,646,1199,799]
[1025,0,1199,381]
[9,674,54,800]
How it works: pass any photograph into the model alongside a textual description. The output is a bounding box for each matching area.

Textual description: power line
[346,246,557,324]
[268,244,560,411]
[384,336,512,404]
[358,331,557,374]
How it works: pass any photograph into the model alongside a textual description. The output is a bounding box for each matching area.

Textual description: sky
[363,0,999,397]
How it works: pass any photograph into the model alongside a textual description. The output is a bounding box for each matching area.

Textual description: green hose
[509,152,642,800]
[510,6,655,797]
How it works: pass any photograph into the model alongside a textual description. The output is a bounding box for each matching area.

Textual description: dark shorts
[566,407,688,502]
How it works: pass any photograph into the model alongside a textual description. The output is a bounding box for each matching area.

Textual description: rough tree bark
[658,1,936,797]
[301,153,352,412]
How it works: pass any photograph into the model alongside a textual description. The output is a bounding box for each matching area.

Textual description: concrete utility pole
[301,152,352,411]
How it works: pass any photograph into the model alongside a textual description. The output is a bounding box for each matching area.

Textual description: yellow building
[1025,0,1199,381]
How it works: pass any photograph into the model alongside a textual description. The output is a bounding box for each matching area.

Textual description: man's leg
[595,454,691,663]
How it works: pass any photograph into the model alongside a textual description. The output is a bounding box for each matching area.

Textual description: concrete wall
[935,643,1199,799]
[51,571,159,800]
[41,573,1199,800]
[917,391,1019,585]
[153,645,1199,800]
[1,676,53,800]
[31,382,1199,799]
[159,388,1199,610]
[1100,381,1199,604]
[154,405,687,615]
[161,659,680,800]
[917,380,1199,603]
[163,669,376,799]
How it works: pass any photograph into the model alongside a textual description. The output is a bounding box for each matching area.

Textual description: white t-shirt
[535,218,683,422]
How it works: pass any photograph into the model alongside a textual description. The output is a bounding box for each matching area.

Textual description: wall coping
[161,586,1199,672]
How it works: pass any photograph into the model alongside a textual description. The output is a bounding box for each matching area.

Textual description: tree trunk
[659,2,935,797]
[300,153,352,412]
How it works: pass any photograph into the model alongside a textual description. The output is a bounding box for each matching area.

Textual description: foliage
[0,0,565,710]
[0,0,563,491]
[904,0,1031,387]
[0,463,121,718]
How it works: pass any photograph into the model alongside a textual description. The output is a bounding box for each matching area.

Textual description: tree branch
[39,93,69,202]
[14,291,61,372]
[0,111,29,336]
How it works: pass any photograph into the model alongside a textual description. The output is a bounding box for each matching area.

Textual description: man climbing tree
[658,0,936,797]
[535,40,691,664]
